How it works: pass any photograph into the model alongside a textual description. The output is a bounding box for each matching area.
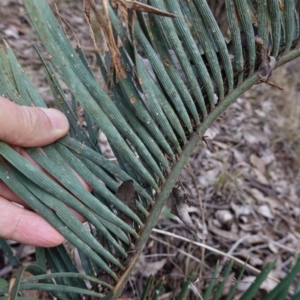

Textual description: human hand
[0,96,85,247]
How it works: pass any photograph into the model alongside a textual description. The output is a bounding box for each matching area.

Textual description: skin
[0,96,88,247]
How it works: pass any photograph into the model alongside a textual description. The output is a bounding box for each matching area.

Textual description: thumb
[0,96,69,147]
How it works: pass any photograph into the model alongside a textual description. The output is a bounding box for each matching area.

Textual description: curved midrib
[112,46,300,298]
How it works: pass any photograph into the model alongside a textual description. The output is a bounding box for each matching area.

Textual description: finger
[16,147,92,191]
[0,96,69,147]
[0,180,25,204]
[0,196,65,247]
[0,180,89,221]
[0,148,92,208]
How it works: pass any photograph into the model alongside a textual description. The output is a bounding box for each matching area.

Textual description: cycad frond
[0,0,300,298]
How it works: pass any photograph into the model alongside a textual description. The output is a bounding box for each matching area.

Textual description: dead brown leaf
[111,0,176,17]
[83,0,127,81]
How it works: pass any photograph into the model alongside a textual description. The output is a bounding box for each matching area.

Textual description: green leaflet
[134,19,195,132]
[168,0,217,105]
[24,0,161,188]
[149,0,208,116]
[225,0,244,85]
[193,0,234,92]
[233,1,256,76]
[133,42,184,150]
[0,239,19,267]
[59,136,153,203]
[0,142,138,237]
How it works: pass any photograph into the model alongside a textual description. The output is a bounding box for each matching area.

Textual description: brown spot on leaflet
[163,59,170,67]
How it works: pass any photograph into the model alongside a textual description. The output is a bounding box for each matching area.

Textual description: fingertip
[0,198,65,247]
[0,97,69,147]
[39,108,69,137]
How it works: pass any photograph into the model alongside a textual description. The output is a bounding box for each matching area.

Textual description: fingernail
[40,108,69,131]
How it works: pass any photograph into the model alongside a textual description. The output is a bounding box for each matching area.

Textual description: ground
[0,1,300,299]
